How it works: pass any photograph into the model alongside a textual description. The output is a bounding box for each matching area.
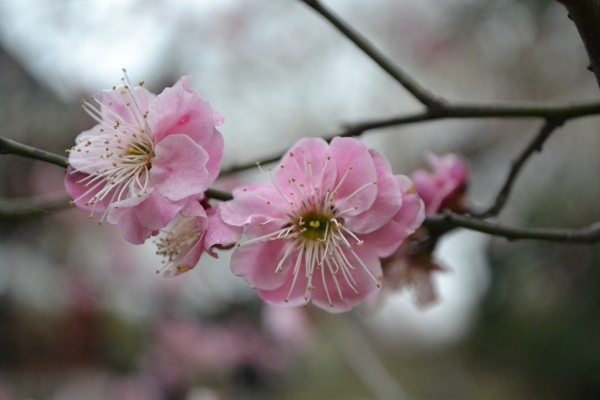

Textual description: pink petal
[311,244,382,313]
[202,128,225,186]
[394,175,426,234]
[329,137,377,217]
[272,137,337,196]
[100,86,156,126]
[150,134,210,201]
[220,184,288,226]
[203,205,243,256]
[113,209,157,245]
[148,76,220,146]
[344,149,402,234]
[179,196,208,218]
[257,276,311,308]
[64,168,108,212]
[108,190,185,244]
[360,175,425,257]
[230,239,292,291]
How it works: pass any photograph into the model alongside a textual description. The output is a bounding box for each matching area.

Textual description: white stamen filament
[70,79,155,223]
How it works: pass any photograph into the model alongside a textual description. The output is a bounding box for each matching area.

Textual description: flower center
[300,213,331,241]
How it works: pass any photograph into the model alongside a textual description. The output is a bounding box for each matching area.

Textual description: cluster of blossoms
[66,74,469,312]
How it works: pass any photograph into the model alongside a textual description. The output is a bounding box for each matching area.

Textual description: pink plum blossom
[220,137,424,313]
[155,201,241,277]
[411,153,469,215]
[381,230,446,307]
[65,72,224,244]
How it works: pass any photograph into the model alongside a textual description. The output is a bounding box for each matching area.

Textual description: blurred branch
[0,136,68,167]
[299,0,443,110]
[205,188,233,202]
[425,211,600,244]
[0,194,72,220]
[329,313,411,400]
[474,117,564,218]
[559,0,600,89]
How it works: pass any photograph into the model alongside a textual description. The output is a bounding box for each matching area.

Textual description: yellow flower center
[301,213,330,241]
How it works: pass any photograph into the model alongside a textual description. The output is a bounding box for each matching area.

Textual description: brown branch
[0,136,69,168]
[342,100,600,136]
[299,0,443,110]
[558,0,600,89]
[474,118,564,218]
[0,194,72,220]
[222,100,600,175]
[425,211,600,244]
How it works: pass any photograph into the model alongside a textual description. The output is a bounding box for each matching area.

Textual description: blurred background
[0,0,599,399]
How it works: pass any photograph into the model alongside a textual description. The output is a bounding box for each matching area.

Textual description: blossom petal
[344,149,402,234]
[329,137,377,217]
[203,205,243,256]
[272,137,337,196]
[230,239,292,291]
[108,189,185,244]
[64,168,108,212]
[151,134,210,201]
[148,76,220,146]
[312,244,382,312]
[220,184,289,226]
[100,86,156,126]
[360,175,425,257]
[203,128,225,186]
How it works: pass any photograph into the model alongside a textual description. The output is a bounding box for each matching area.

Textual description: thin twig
[0,136,69,167]
[474,117,564,218]
[300,0,443,110]
[221,99,600,175]
[328,313,412,400]
[0,194,72,219]
[425,211,600,244]
[342,100,600,136]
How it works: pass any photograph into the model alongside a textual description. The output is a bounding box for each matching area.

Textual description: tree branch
[0,194,72,219]
[425,211,600,244]
[3,137,600,244]
[558,0,600,89]
[0,136,69,168]
[299,0,443,110]
[221,100,600,175]
[342,100,600,136]
[474,118,564,218]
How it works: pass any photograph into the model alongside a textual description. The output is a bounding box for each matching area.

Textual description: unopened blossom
[155,201,241,277]
[411,153,469,215]
[221,137,424,313]
[65,72,224,244]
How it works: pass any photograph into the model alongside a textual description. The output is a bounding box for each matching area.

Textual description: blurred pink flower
[382,231,446,307]
[155,201,241,277]
[411,153,469,215]
[151,319,288,387]
[221,137,424,312]
[65,73,224,244]
[262,306,314,353]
